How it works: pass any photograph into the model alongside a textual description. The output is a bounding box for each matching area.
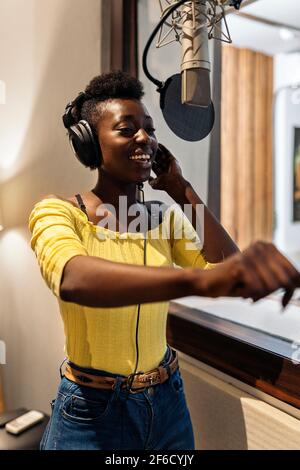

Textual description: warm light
[0,127,30,175]
[279,28,295,41]
[0,207,4,232]
[0,80,5,104]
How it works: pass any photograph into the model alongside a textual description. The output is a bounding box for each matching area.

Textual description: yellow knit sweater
[28,197,216,375]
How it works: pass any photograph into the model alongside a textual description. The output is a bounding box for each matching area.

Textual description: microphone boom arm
[142,0,188,90]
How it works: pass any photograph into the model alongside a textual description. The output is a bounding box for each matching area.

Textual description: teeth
[129,154,150,160]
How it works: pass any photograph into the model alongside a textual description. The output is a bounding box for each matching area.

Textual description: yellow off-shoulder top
[28,197,216,375]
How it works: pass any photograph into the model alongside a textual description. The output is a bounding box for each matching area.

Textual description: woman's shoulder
[42,194,77,205]
[40,194,79,209]
[28,194,82,224]
[28,194,78,232]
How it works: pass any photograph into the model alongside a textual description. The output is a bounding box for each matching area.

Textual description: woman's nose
[135,128,151,143]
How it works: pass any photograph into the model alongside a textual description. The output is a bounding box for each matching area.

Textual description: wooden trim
[207,39,222,220]
[110,0,124,71]
[100,0,112,73]
[167,302,300,409]
[123,0,138,76]
[254,53,267,240]
[110,0,138,77]
[266,56,274,240]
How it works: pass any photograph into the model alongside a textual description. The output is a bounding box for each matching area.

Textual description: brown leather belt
[64,348,179,394]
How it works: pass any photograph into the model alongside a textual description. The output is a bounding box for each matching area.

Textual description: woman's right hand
[192,241,300,308]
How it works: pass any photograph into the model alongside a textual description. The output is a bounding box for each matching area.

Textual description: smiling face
[96,98,158,184]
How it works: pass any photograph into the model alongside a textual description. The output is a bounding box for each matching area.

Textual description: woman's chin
[133,171,151,185]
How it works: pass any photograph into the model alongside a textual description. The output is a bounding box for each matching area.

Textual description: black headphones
[62,92,102,169]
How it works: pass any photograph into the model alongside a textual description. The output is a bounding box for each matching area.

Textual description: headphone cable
[126,183,147,397]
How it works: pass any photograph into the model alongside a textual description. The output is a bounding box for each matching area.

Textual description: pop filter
[159,73,215,141]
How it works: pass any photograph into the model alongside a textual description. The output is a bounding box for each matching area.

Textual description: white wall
[0,0,102,413]
[138,0,213,206]
[0,0,213,416]
[274,53,300,260]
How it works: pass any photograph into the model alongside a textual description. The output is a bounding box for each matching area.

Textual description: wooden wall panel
[221,45,273,249]
[254,53,268,240]
[221,46,238,241]
[266,56,274,241]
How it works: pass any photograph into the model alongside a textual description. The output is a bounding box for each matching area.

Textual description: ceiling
[226,0,300,55]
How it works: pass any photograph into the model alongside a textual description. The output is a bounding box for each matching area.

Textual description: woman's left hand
[148,143,187,194]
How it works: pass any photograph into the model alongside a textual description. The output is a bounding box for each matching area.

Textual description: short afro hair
[79,70,145,134]
[69,71,145,170]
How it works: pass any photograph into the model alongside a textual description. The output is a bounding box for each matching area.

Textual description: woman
[28,71,300,450]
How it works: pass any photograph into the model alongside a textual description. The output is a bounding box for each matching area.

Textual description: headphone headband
[62,91,101,169]
[63,92,92,129]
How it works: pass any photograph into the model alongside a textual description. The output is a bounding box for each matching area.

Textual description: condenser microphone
[142,0,245,141]
[181,1,211,107]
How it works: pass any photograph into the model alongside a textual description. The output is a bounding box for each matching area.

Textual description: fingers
[242,244,287,300]
[148,176,157,188]
[158,142,173,156]
[267,243,300,288]
[241,241,299,307]
[148,176,158,189]
[204,241,300,307]
[254,242,297,307]
[151,161,165,176]
[148,174,166,190]
[156,143,175,166]
[152,155,170,176]
[211,253,263,299]
[231,256,267,301]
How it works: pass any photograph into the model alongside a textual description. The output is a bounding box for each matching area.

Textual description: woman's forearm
[59,240,300,309]
[60,255,202,308]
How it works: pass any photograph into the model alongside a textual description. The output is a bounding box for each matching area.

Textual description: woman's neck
[91,167,141,209]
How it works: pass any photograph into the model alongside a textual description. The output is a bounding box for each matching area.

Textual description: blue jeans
[40,347,195,450]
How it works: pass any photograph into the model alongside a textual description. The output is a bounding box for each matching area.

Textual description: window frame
[109,0,138,76]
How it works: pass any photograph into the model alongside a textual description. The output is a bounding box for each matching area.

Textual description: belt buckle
[125,372,147,394]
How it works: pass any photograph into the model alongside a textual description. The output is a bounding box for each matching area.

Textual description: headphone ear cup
[67,120,101,169]
[81,120,103,164]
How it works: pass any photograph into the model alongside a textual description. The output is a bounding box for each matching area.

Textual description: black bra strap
[75,194,90,221]
[74,194,163,225]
